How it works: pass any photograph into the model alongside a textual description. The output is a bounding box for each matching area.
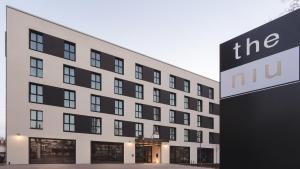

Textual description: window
[114,58,124,74]
[184,113,190,125]
[135,64,143,79]
[153,125,159,135]
[135,84,143,99]
[170,128,176,141]
[30,57,43,77]
[135,104,143,118]
[135,123,143,137]
[184,96,189,109]
[208,88,214,99]
[64,66,75,84]
[169,110,175,123]
[114,100,124,116]
[64,90,76,108]
[153,70,161,84]
[29,31,43,52]
[64,41,76,61]
[30,83,43,103]
[153,107,160,121]
[197,100,202,112]
[114,79,123,95]
[184,129,189,142]
[91,73,101,90]
[153,89,160,102]
[114,120,123,136]
[91,95,101,112]
[197,84,202,96]
[170,93,176,106]
[197,115,201,127]
[169,75,176,88]
[91,50,101,68]
[197,131,203,143]
[30,110,43,129]
[91,117,101,134]
[184,80,190,93]
[64,114,75,132]
[209,103,214,113]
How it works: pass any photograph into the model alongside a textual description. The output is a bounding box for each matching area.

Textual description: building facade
[6,6,220,164]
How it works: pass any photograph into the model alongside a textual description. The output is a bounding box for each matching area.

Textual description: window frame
[114,99,124,116]
[169,110,175,123]
[153,89,160,103]
[64,41,76,61]
[169,92,176,106]
[135,64,143,79]
[114,120,123,136]
[208,87,214,99]
[169,127,176,141]
[114,57,124,74]
[135,123,143,137]
[197,84,203,96]
[64,90,76,109]
[153,70,161,84]
[91,95,101,112]
[169,75,176,89]
[29,30,43,52]
[184,96,189,109]
[184,129,189,142]
[63,65,75,85]
[91,117,102,134]
[29,83,43,104]
[153,107,161,121]
[63,114,75,132]
[30,57,43,78]
[197,100,203,112]
[183,80,190,93]
[135,84,143,99]
[184,113,190,125]
[91,73,101,90]
[114,79,123,95]
[30,109,43,130]
[90,49,101,68]
[197,131,203,143]
[135,103,143,118]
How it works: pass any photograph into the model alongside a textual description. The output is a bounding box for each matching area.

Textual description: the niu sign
[220,9,300,169]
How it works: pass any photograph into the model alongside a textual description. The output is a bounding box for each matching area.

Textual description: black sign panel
[220,9,300,169]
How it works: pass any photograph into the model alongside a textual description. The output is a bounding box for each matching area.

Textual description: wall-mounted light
[163,144,169,148]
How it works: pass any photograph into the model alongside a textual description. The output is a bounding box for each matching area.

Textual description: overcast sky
[0,0,291,137]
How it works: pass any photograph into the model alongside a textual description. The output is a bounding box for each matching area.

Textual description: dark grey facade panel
[209,132,219,144]
[189,97,198,111]
[43,84,65,107]
[159,89,170,105]
[123,80,136,98]
[142,66,154,83]
[210,103,220,115]
[74,114,93,134]
[142,104,154,120]
[100,52,115,72]
[174,111,185,125]
[200,116,214,129]
[188,129,198,142]
[201,85,210,98]
[159,125,170,141]
[101,96,115,115]
[75,67,91,88]
[42,33,65,58]
[175,76,185,91]
[123,121,136,137]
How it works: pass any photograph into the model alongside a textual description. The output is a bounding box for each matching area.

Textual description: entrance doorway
[135,145,152,163]
[135,138,164,164]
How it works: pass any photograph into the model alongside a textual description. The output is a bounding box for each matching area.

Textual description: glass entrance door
[135,144,152,163]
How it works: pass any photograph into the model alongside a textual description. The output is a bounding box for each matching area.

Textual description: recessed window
[169,75,176,88]
[170,127,176,141]
[135,123,143,137]
[209,103,214,114]
[64,114,75,132]
[184,113,190,125]
[135,64,143,79]
[197,100,202,112]
[91,95,101,112]
[29,31,43,52]
[30,110,43,129]
[153,107,160,121]
[114,100,124,116]
[184,129,189,142]
[153,89,160,102]
[64,90,76,108]
[153,125,159,135]
[30,83,43,103]
[64,41,76,61]
[184,80,190,93]
[208,88,214,99]
[169,110,175,123]
[184,96,189,109]
[91,73,101,90]
[63,66,75,84]
[135,84,143,99]
[197,131,203,143]
[30,57,43,78]
[169,93,176,106]
[114,120,123,136]
[91,117,101,134]
[153,70,161,84]
[197,84,202,96]
[114,79,123,95]
[135,103,143,118]
[91,50,101,68]
[114,58,124,74]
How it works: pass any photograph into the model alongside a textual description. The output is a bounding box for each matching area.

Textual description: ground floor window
[135,144,152,163]
[198,148,214,163]
[91,141,124,163]
[170,146,190,164]
[29,137,76,164]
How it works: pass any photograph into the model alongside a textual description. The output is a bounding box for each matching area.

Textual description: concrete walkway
[0,164,215,169]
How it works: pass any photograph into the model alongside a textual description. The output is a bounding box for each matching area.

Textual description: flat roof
[6,5,218,83]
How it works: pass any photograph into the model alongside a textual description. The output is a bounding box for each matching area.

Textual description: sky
[0,0,291,137]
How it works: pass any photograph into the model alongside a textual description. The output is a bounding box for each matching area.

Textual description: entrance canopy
[135,137,168,146]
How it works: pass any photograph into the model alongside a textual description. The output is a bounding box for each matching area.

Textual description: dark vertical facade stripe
[209,132,220,144]
[42,33,64,58]
[43,85,64,107]
[174,111,184,125]
[159,126,170,141]
[160,90,170,105]
[189,97,198,111]
[123,80,136,98]
[210,103,220,115]
[142,66,154,83]
[75,67,91,88]
[100,52,115,72]
[123,121,135,137]
[200,116,214,129]
[188,130,198,142]
[142,104,154,120]
[201,85,210,98]
[101,96,115,115]
[74,115,92,134]
[175,76,184,91]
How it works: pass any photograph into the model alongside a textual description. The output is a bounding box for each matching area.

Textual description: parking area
[0,164,214,169]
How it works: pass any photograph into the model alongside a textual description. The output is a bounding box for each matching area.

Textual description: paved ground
[0,164,214,169]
